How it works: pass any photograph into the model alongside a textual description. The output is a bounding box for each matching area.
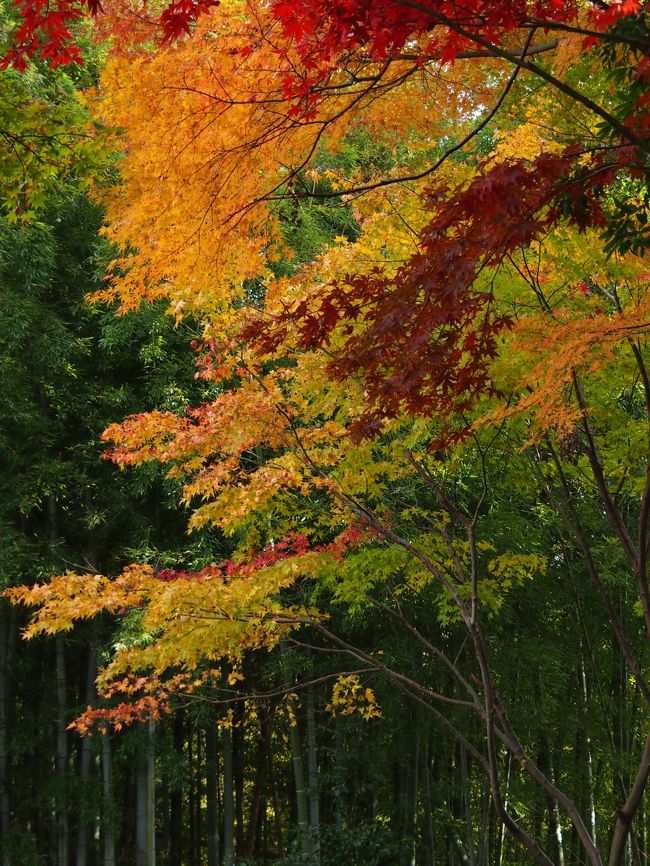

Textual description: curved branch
[393,0,647,150]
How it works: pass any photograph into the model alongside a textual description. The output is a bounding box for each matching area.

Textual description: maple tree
[6,1,650,864]
[23,0,640,434]
[5,0,645,66]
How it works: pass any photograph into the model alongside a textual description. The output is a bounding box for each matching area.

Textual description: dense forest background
[1,2,650,866]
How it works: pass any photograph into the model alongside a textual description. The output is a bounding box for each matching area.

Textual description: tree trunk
[408,727,420,866]
[233,703,245,854]
[137,745,147,866]
[245,705,270,858]
[287,705,311,861]
[168,710,183,866]
[269,741,283,854]
[478,784,490,866]
[548,749,564,866]
[195,728,204,865]
[333,718,345,829]
[420,742,436,866]
[306,683,320,865]
[188,730,196,866]
[222,725,235,866]
[136,720,155,866]
[459,742,476,866]
[101,730,116,866]
[147,719,156,866]
[50,493,69,866]
[56,635,69,866]
[282,648,311,862]
[161,774,170,866]
[75,649,96,866]
[206,719,219,866]
[580,660,597,848]
[495,750,512,866]
[0,610,12,866]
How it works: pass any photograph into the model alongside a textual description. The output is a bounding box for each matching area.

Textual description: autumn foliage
[6,2,650,862]
[8,0,650,682]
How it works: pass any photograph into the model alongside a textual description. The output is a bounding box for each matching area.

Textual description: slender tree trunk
[580,660,597,848]
[206,719,219,866]
[478,784,490,866]
[222,725,235,866]
[137,739,148,866]
[459,742,477,866]
[136,720,156,866]
[411,732,420,866]
[197,729,204,864]
[495,750,512,866]
[169,712,183,866]
[640,801,647,866]
[269,744,283,854]
[333,717,345,830]
[147,719,156,866]
[0,610,11,866]
[76,649,96,866]
[281,648,311,862]
[189,728,201,866]
[77,496,100,866]
[233,704,245,854]
[50,494,69,866]
[101,730,116,866]
[287,705,311,861]
[394,713,419,866]
[394,752,407,847]
[56,635,69,866]
[548,750,565,866]
[137,744,147,866]
[188,731,195,866]
[246,706,270,858]
[161,774,170,866]
[306,683,320,865]
[421,742,436,866]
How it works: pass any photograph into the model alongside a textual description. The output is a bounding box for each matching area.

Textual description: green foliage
[248,822,402,866]
[1,826,40,866]
[0,67,112,220]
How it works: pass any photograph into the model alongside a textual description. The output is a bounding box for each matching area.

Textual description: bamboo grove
[2,1,650,865]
